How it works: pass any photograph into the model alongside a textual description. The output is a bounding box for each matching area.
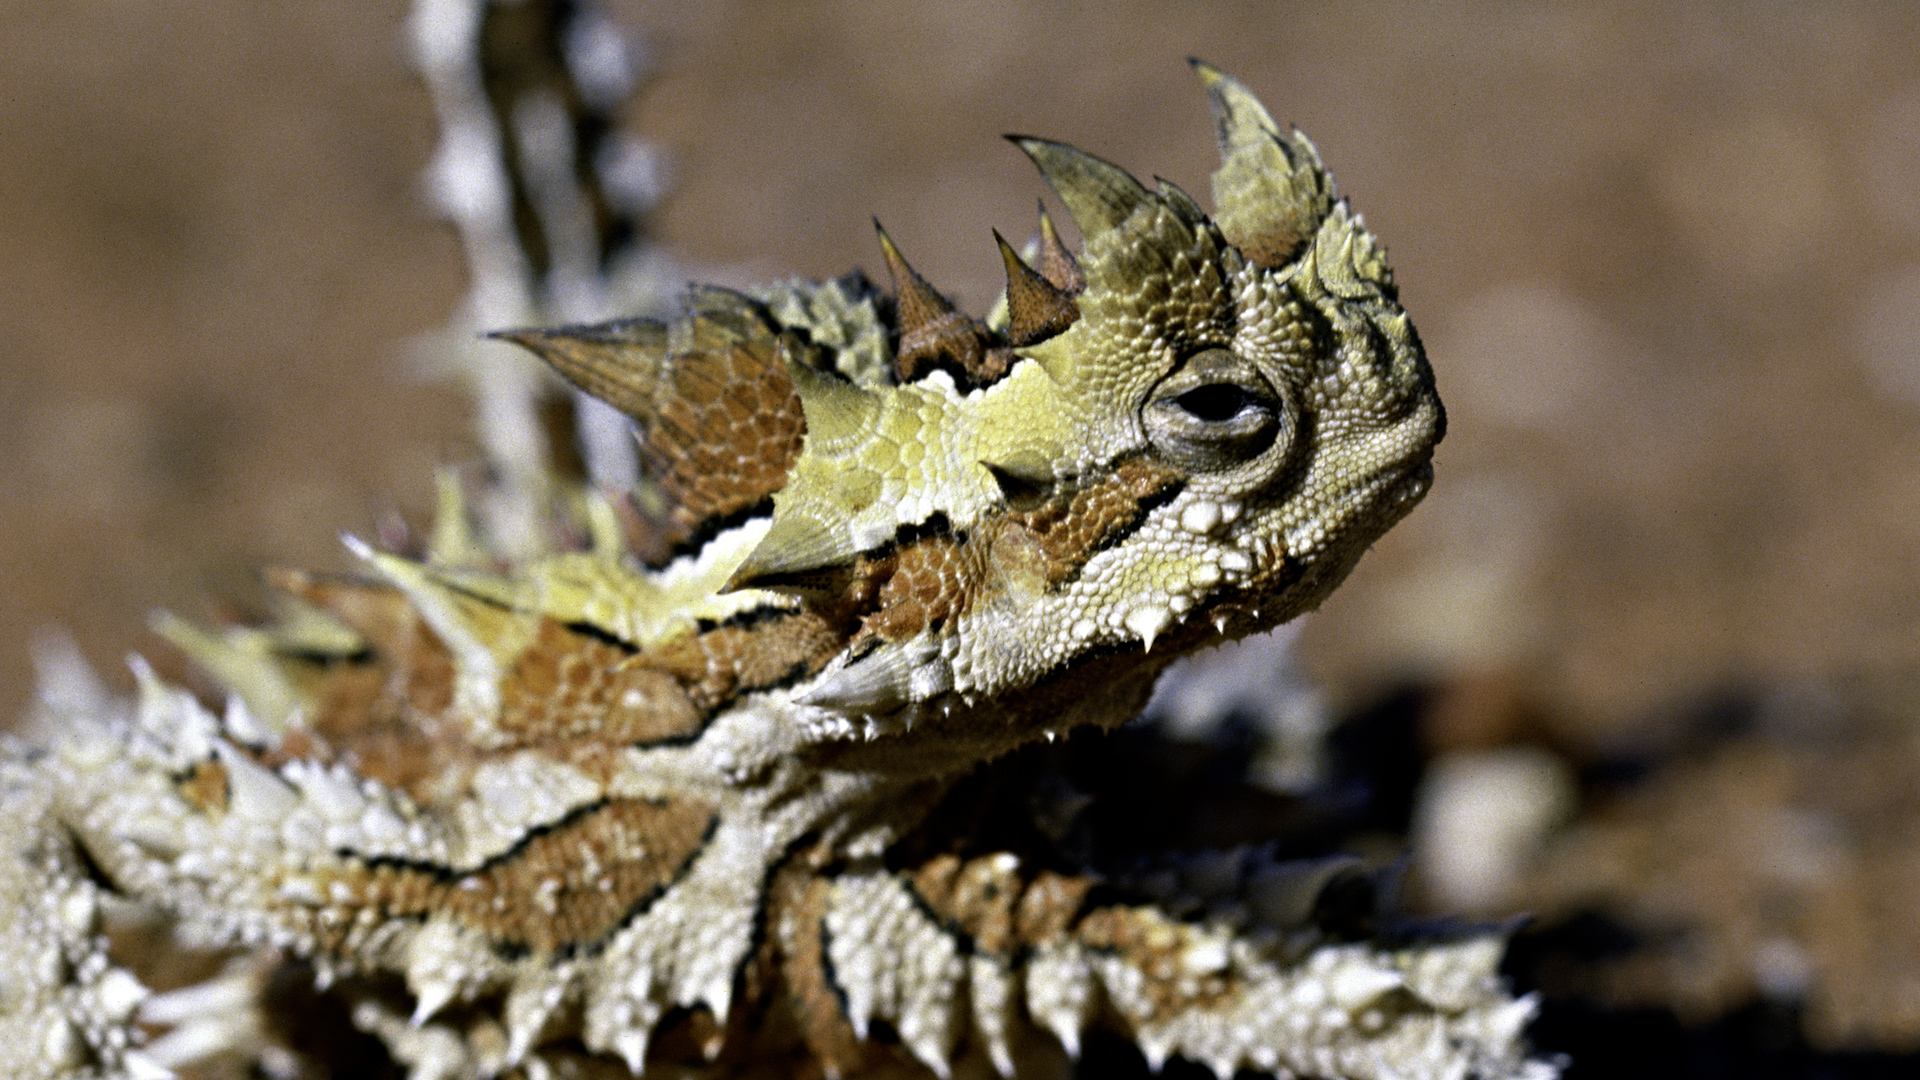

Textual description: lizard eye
[1145,348,1284,471]
[1171,382,1254,422]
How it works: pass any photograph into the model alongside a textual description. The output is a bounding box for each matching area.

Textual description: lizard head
[510,62,1441,753]
[963,59,1445,663]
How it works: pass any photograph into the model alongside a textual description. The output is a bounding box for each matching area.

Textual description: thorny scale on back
[1,62,1554,1080]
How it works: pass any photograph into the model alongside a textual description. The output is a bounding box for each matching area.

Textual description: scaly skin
[1,64,1554,1080]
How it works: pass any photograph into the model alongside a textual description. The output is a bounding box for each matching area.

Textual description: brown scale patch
[909,854,1094,959]
[177,759,230,816]
[277,569,843,785]
[265,570,457,794]
[636,331,806,552]
[496,617,703,745]
[857,532,986,645]
[339,796,717,959]
[633,609,848,716]
[766,862,873,1076]
[1015,869,1096,943]
[987,456,1188,590]
[909,854,1018,957]
[1074,905,1238,1019]
[279,575,844,787]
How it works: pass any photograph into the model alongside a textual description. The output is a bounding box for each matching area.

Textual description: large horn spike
[994,230,1079,347]
[1034,201,1085,294]
[1191,57,1284,150]
[874,219,958,336]
[874,219,1007,387]
[492,320,666,422]
[1189,58,1335,268]
[1154,176,1209,224]
[1009,136,1151,240]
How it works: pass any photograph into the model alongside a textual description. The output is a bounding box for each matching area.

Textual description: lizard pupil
[1175,383,1253,423]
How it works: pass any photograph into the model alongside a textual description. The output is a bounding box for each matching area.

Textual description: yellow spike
[150,612,302,736]
[583,488,625,561]
[721,508,846,596]
[1189,58,1334,267]
[1190,57,1283,144]
[721,336,887,593]
[1010,137,1151,239]
[266,590,368,657]
[428,467,485,568]
[343,535,523,725]
[782,333,885,450]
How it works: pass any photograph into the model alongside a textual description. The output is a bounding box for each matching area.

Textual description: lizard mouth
[1344,453,1436,522]
[1387,458,1437,507]
[1303,457,1436,552]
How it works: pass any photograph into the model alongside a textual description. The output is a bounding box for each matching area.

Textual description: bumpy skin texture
[0,66,1548,1080]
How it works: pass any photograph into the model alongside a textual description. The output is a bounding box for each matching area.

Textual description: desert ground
[5,3,1920,1076]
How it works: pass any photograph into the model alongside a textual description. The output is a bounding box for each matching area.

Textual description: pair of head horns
[874,60,1340,389]
[873,205,1082,389]
[1015,59,1336,271]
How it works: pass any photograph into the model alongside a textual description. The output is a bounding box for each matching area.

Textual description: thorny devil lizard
[0,63,1552,1080]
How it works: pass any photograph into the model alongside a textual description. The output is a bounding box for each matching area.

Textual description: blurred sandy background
[6,0,1920,1067]
[5,0,1917,734]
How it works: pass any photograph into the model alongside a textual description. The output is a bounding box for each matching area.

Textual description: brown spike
[496,302,804,562]
[493,320,666,423]
[872,220,1008,388]
[994,230,1079,347]
[874,219,957,335]
[1034,202,1085,294]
